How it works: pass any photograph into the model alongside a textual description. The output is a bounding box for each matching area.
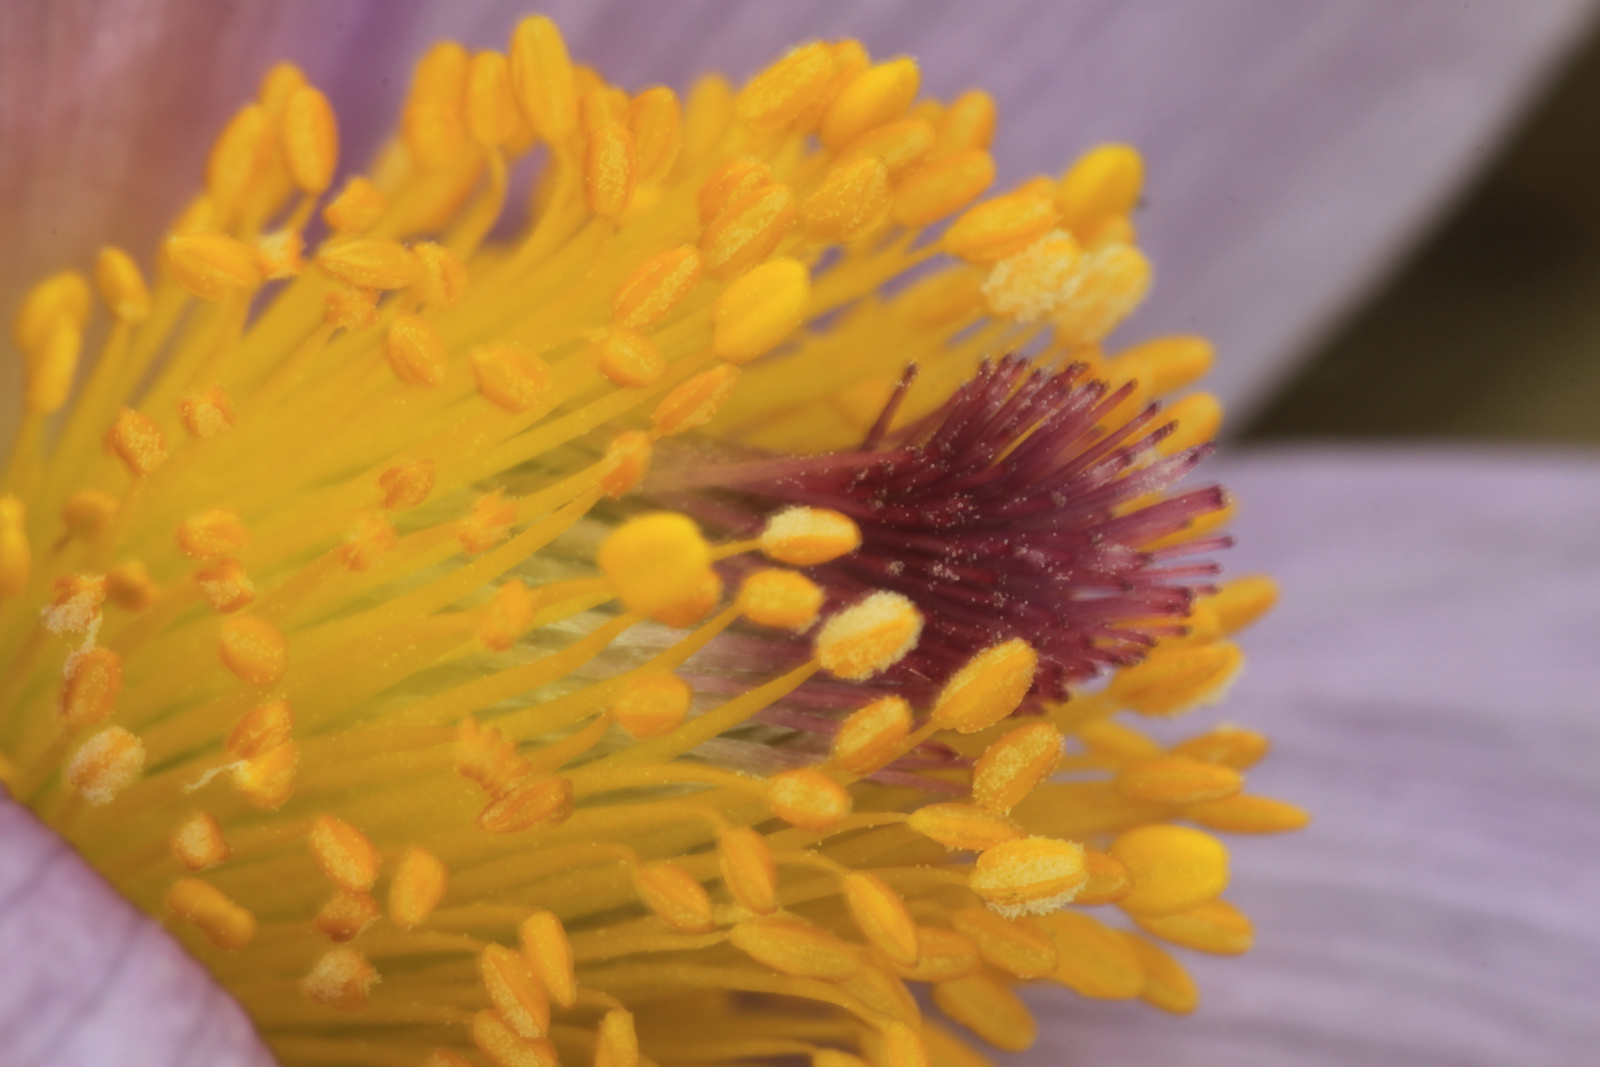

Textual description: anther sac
[0,16,1302,1067]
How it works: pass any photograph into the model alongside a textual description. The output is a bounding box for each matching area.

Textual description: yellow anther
[425,1052,476,1067]
[820,57,920,149]
[24,317,79,414]
[165,232,263,301]
[844,872,919,966]
[581,75,630,133]
[836,118,935,178]
[760,506,861,565]
[386,847,448,931]
[385,314,448,388]
[478,775,575,834]
[613,671,693,740]
[794,39,871,133]
[802,157,892,243]
[1109,641,1242,716]
[972,721,1062,813]
[411,241,469,310]
[590,326,664,388]
[94,247,152,322]
[595,1009,639,1067]
[0,496,28,598]
[932,972,1036,1052]
[839,963,917,1025]
[889,927,980,983]
[1111,824,1230,916]
[699,156,772,224]
[258,60,307,115]
[60,648,122,729]
[1132,897,1253,955]
[815,591,923,680]
[318,238,423,290]
[227,698,292,760]
[302,946,378,1011]
[980,229,1080,323]
[1075,848,1134,906]
[402,41,469,167]
[683,72,734,164]
[65,726,144,805]
[281,85,338,193]
[378,459,435,511]
[701,183,797,281]
[945,189,1061,265]
[196,558,257,613]
[713,257,810,365]
[1120,931,1199,1014]
[206,103,273,208]
[893,148,996,228]
[1203,574,1279,635]
[255,229,304,280]
[1115,335,1214,397]
[178,384,235,439]
[459,491,517,554]
[613,244,701,330]
[730,917,861,980]
[767,766,852,830]
[309,814,380,892]
[736,40,834,132]
[1185,794,1311,834]
[968,836,1087,917]
[585,122,637,218]
[1058,143,1144,236]
[61,490,117,540]
[456,716,532,799]
[652,364,741,436]
[510,15,578,143]
[335,513,397,574]
[1051,243,1151,346]
[950,906,1056,980]
[880,1020,931,1067]
[14,269,89,355]
[43,574,105,634]
[737,568,824,631]
[218,614,288,686]
[473,1010,558,1067]
[635,861,716,934]
[597,513,713,622]
[1115,755,1244,804]
[175,508,249,560]
[908,802,1025,853]
[232,740,298,810]
[325,285,379,329]
[167,878,256,951]
[464,50,517,147]
[323,176,388,233]
[628,86,683,185]
[170,811,230,871]
[481,943,549,1039]
[479,580,534,652]
[1171,724,1270,769]
[830,695,910,774]
[1076,717,1163,762]
[315,889,380,942]
[601,431,652,499]
[1031,909,1145,1000]
[931,638,1036,734]
[1157,392,1223,457]
[519,910,578,1008]
[718,825,778,914]
[931,89,997,159]
[106,562,158,611]
[472,342,551,412]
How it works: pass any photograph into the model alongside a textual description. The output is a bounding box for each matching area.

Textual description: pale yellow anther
[950,906,1056,980]
[892,149,996,228]
[1203,574,1278,635]
[65,726,144,805]
[969,836,1087,917]
[519,910,578,1008]
[972,721,1062,814]
[932,971,1036,1052]
[463,50,517,147]
[700,183,797,281]
[473,1010,558,1067]
[167,878,256,951]
[843,872,919,967]
[43,574,106,634]
[318,238,423,290]
[166,232,263,301]
[106,562,158,612]
[1184,794,1312,834]
[1109,641,1242,717]
[175,508,249,560]
[735,40,834,132]
[14,269,90,355]
[378,459,435,510]
[479,580,534,652]
[1170,724,1270,769]
[323,176,388,233]
[0,497,28,598]
[206,103,273,209]
[766,766,851,830]
[325,286,379,329]
[1075,848,1134,906]
[232,740,298,811]
[802,157,892,243]
[597,513,712,622]
[699,156,772,224]
[628,86,682,185]
[718,825,778,914]
[586,122,637,219]
[315,889,380,942]
[61,490,117,541]
[171,812,230,871]
[385,314,449,388]
[635,861,716,934]
[309,814,380,892]
[908,802,1024,852]
[837,118,935,178]
[477,775,575,834]
[1058,143,1144,236]
[613,671,693,739]
[653,364,741,436]
[24,317,78,414]
[613,244,701,329]
[760,507,861,566]
[59,648,122,730]
[738,568,824,631]
[333,513,396,574]
[829,696,911,775]
[402,245,466,314]
[459,490,517,554]
[1114,755,1244,804]
[1131,898,1254,955]
[196,558,257,613]
[390,847,448,929]
[303,946,378,1011]
[510,15,578,143]
[472,342,551,412]
[227,699,292,760]
[815,591,922,680]
[931,89,997,159]
[713,257,810,365]
[820,57,920,149]
[589,326,664,388]
[1111,824,1230,916]
[219,614,288,686]
[94,247,151,323]
[281,85,338,193]
[1052,243,1151,346]
[601,431,652,499]
[178,384,235,439]
[730,917,860,980]
[403,41,470,167]
[595,1009,639,1067]
[1157,392,1223,457]
[456,716,532,799]
[931,639,1036,734]
[254,229,305,281]
[977,228,1082,323]
[1032,909,1145,1000]
[482,943,549,1039]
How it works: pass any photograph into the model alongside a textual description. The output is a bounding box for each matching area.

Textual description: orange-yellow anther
[794,39,871,133]
[931,639,1037,734]
[635,861,716,934]
[385,314,449,387]
[759,507,861,565]
[908,802,1024,852]
[466,51,517,147]
[478,580,534,652]
[601,431,652,499]
[0,497,27,598]
[972,721,1062,813]
[337,514,397,573]
[473,1010,558,1067]
[821,57,920,149]
[178,385,235,439]
[510,15,578,143]
[932,972,1036,1052]
[302,946,378,1011]
[325,286,379,329]
[94,247,151,322]
[595,1009,639,1067]
[653,364,741,436]
[1132,898,1254,955]
[1076,717,1164,762]
[737,568,824,631]
[1120,931,1200,1014]
[628,86,683,185]
[829,696,910,774]
[586,122,637,218]
[613,244,701,330]
[945,189,1061,264]
[1115,755,1244,804]
[458,492,516,555]
[1171,725,1271,770]
[844,872,919,966]
[23,316,79,414]
[171,812,230,871]
[196,558,257,613]
[591,327,664,388]
[932,89,997,158]
[802,157,892,243]
[310,814,381,892]
[815,591,922,680]
[456,716,532,798]
[1075,848,1134,906]
[1032,910,1144,1000]
[323,176,388,233]
[730,917,860,980]
[478,775,575,834]
[1185,794,1312,834]
[713,257,810,365]
[969,836,1087,917]
[387,846,449,929]
[425,1052,476,1067]
[254,228,304,279]
[281,85,338,193]
[950,906,1056,980]
[699,156,772,223]
[227,699,293,760]
[837,118,935,178]
[61,490,117,540]
[43,574,105,634]
[66,726,144,805]
[1109,641,1242,717]
[718,825,778,914]
[232,739,298,810]
[165,232,262,301]
[880,1021,931,1067]
[893,149,996,228]
[1204,574,1279,635]
[60,647,122,729]
[519,910,578,1008]
[482,943,550,1039]
[175,508,249,560]
[767,766,851,830]
[14,269,89,355]
[402,41,469,167]
[611,671,691,739]
[1111,824,1230,916]
[318,238,423,290]
[1058,143,1144,235]
[167,878,256,950]
[414,241,469,308]
[378,459,435,510]
[315,889,380,942]
[206,103,273,208]
[472,342,551,412]
[1116,335,1214,397]
[1157,392,1223,457]
[218,614,288,686]
[597,512,713,622]
[736,41,834,132]
[701,183,797,281]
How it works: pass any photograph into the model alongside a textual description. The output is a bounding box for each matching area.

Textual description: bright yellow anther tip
[653,364,741,437]
[597,513,713,620]
[613,671,693,739]
[736,40,834,133]
[94,247,152,323]
[767,766,852,830]
[713,257,810,365]
[760,506,860,565]
[831,695,911,775]
[65,725,144,805]
[303,945,378,1011]
[317,237,423,290]
[510,14,577,143]
[969,836,1087,917]
[1059,142,1145,232]
[167,878,256,950]
[738,568,824,631]
[1205,574,1279,635]
[282,85,339,193]
[820,56,920,149]
[14,269,90,356]
[814,591,922,680]
[1111,824,1230,916]
[945,189,1061,264]
[1110,641,1243,717]
[165,232,262,301]
[932,638,1037,733]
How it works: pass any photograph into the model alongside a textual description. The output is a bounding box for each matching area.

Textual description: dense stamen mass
[0,17,1302,1067]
